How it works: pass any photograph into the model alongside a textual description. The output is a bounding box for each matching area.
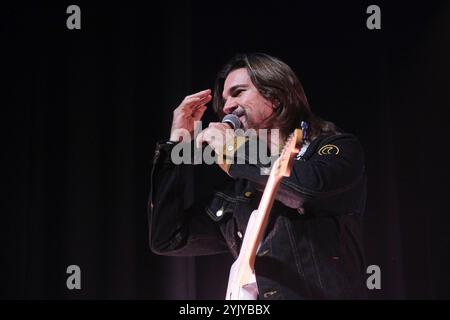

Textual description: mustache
[232,105,246,117]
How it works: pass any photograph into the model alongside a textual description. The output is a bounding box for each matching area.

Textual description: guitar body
[225,259,258,300]
[226,210,259,300]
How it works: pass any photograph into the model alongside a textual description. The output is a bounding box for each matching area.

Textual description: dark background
[2,1,449,299]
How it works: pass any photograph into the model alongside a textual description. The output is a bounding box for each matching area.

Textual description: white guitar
[225,129,303,300]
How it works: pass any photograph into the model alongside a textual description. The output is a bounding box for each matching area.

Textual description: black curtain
[2,1,449,299]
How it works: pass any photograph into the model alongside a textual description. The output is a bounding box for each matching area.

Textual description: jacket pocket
[205,192,236,222]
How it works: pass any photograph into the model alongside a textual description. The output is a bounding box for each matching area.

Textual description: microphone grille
[222,114,241,130]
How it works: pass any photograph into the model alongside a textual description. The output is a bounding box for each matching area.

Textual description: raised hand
[170,89,212,142]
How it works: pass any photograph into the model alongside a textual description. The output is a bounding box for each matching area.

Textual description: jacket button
[216,209,223,217]
[237,231,243,239]
[244,191,252,198]
[263,290,278,298]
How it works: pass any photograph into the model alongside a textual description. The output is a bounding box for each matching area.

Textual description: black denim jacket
[148,132,367,299]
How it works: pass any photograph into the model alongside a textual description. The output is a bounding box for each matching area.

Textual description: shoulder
[303,132,364,161]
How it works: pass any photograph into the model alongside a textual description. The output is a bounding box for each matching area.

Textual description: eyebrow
[223,84,249,102]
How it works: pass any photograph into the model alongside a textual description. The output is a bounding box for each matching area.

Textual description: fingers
[196,129,212,149]
[175,89,212,120]
[196,127,214,149]
[182,95,212,112]
[186,89,211,100]
[195,124,230,149]
[182,89,212,107]
[195,131,203,149]
[192,105,207,120]
[183,94,211,106]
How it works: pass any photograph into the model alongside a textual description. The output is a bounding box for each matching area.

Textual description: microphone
[222,114,241,130]
[197,113,242,149]
[196,108,243,150]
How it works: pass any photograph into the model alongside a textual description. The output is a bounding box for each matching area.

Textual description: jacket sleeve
[226,133,366,215]
[148,141,230,256]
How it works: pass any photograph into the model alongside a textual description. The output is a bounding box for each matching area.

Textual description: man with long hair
[149,53,367,299]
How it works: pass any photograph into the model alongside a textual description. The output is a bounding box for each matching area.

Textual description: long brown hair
[213,53,336,140]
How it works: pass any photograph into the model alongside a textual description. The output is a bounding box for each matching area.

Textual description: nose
[223,98,238,115]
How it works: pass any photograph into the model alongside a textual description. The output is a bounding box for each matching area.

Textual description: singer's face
[222,68,274,131]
